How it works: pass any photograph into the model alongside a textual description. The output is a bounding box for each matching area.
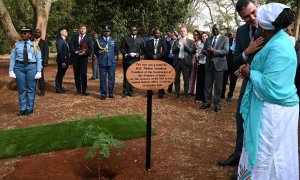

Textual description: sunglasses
[131,29,137,31]
[20,31,30,34]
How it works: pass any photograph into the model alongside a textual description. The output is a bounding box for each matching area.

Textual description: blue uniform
[94,36,118,97]
[9,40,42,112]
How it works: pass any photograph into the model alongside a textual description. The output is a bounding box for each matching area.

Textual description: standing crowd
[8,0,300,179]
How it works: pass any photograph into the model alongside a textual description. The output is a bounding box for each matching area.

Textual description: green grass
[0,114,154,159]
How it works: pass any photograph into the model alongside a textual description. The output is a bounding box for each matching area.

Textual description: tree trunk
[294,1,300,38]
[231,0,240,27]
[203,0,214,27]
[17,0,26,25]
[30,0,52,40]
[0,0,20,46]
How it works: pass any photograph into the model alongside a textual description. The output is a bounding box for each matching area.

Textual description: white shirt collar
[214,34,220,39]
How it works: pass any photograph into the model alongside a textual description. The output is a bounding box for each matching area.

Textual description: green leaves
[78,125,124,160]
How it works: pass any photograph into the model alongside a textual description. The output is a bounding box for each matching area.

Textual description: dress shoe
[82,91,89,96]
[109,95,114,99]
[218,154,240,166]
[226,96,232,102]
[100,95,106,100]
[62,87,69,92]
[200,103,211,109]
[215,105,221,112]
[75,91,81,96]
[16,110,26,116]
[127,93,133,97]
[56,90,66,93]
[39,91,45,96]
[24,109,33,115]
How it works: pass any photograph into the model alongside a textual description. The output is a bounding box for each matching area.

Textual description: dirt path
[0,61,245,179]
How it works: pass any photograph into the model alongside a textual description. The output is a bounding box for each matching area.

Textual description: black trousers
[55,62,69,91]
[195,64,205,101]
[221,69,237,98]
[234,77,249,156]
[38,68,45,93]
[123,60,137,95]
[72,56,88,93]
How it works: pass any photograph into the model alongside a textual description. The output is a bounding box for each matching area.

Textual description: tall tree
[231,0,240,27]
[0,0,52,46]
[17,0,26,25]
[202,0,214,27]
[215,0,234,28]
[30,0,52,40]
[0,0,19,45]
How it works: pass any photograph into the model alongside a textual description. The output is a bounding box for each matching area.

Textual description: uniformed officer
[9,26,42,116]
[94,25,118,99]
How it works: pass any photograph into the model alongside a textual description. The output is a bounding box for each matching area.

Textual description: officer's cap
[102,25,111,32]
[19,26,32,33]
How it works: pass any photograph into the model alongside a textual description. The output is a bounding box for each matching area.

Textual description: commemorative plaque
[126,60,175,171]
[126,60,175,90]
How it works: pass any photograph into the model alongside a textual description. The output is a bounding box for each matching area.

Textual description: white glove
[34,72,42,79]
[9,71,16,78]
[129,53,136,57]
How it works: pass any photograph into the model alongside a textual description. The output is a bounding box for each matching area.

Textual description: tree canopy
[0,0,192,54]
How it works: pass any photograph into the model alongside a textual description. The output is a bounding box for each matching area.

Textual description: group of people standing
[8,0,300,179]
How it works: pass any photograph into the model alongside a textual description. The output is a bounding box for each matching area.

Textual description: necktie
[154,39,158,54]
[23,41,28,65]
[79,35,83,45]
[65,39,69,50]
[251,26,257,39]
[211,37,217,48]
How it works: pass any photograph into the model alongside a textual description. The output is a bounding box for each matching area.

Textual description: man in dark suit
[218,0,264,167]
[34,29,49,96]
[145,28,168,98]
[200,24,229,112]
[55,28,70,93]
[70,24,93,96]
[120,26,144,97]
[164,31,177,93]
[172,26,194,99]
[221,31,237,102]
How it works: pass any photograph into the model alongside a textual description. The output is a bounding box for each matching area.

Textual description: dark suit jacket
[234,24,262,94]
[70,34,93,57]
[37,39,49,65]
[145,38,167,60]
[120,35,144,65]
[56,37,70,64]
[202,35,229,71]
[172,38,194,66]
